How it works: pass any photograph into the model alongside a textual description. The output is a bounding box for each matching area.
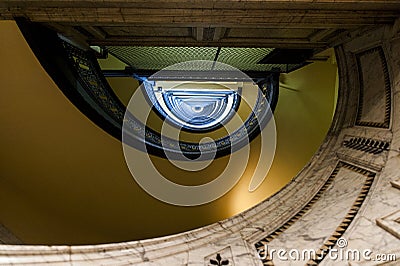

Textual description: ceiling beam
[194,27,203,41]
[83,26,107,39]
[213,27,226,41]
[0,7,399,27]
[2,1,399,49]
[308,28,337,42]
[1,1,400,10]
[90,36,327,48]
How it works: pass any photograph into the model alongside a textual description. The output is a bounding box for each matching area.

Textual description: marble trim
[355,46,391,129]
[376,210,400,240]
[254,161,340,265]
[342,136,390,155]
[254,162,376,266]
[307,163,375,265]
[204,247,233,266]
[348,248,400,266]
[390,179,400,190]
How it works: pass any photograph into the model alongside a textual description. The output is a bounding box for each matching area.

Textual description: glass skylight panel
[145,81,242,131]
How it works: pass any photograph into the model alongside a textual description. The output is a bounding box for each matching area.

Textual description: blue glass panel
[146,82,240,131]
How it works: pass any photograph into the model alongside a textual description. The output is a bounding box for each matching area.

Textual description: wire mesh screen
[106,46,305,72]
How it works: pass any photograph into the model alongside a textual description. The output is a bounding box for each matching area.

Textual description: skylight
[144,81,241,131]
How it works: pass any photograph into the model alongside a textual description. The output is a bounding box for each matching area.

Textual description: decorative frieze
[391,179,400,190]
[307,164,375,264]
[355,46,391,128]
[256,162,375,265]
[343,137,389,154]
[205,247,233,266]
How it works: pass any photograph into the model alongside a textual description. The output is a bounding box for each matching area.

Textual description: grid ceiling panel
[216,48,273,71]
[107,46,304,72]
[107,46,217,70]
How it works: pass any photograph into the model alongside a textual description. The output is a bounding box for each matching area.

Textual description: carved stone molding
[376,210,400,240]
[391,179,400,190]
[355,46,391,128]
[254,165,337,264]
[205,247,233,266]
[255,162,376,265]
[343,136,390,154]
[307,164,375,264]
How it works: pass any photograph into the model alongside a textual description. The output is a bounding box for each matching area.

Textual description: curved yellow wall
[0,21,337,244]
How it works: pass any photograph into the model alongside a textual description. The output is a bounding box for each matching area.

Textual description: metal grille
[106,46,304,72]
[216,47,275,71]
[107,46,217,70]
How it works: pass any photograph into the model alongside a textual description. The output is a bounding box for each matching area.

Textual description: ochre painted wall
[0,21,337,244]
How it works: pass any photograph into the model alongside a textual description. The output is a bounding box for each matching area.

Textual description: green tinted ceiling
[106,46,303,72]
